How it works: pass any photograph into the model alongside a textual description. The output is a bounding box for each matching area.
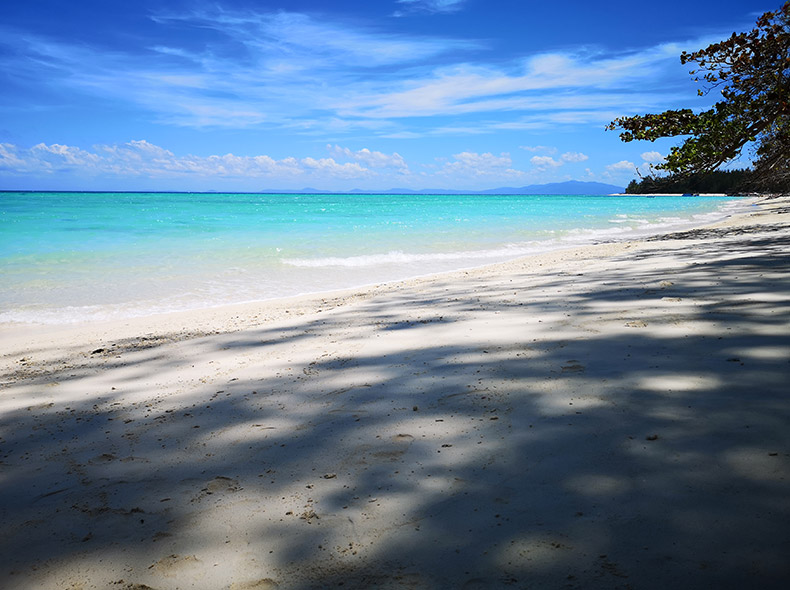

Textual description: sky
[0,0,777,192]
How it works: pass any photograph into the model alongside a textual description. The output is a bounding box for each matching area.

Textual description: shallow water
[0,192,746,323]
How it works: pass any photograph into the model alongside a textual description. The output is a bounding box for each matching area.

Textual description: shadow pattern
[1,227,789,590]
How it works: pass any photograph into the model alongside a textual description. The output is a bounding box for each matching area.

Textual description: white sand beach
[1,196,789,589]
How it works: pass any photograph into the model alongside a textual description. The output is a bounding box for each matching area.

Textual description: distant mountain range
[261,180,625,195]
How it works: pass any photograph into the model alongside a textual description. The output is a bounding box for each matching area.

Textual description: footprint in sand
[391,433,415,443]
[561,360,585,373]
[190,476,242,502]
[204,475,242,493]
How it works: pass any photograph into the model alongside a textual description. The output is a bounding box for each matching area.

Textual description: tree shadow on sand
[1,228,789,590]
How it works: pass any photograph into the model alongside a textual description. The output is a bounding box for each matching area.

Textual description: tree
[624,169,754,194]
[608,2,790,191]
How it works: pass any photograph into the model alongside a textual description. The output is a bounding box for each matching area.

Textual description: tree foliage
[608,2,790,192]
[624,169,755,194]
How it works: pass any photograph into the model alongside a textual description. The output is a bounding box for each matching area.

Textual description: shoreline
[1,195,789,589]
[0,238,646,383]
[0,195,756,336]
[0,193,748,327]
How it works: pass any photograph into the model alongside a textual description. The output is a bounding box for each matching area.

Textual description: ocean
[0,191,748,324]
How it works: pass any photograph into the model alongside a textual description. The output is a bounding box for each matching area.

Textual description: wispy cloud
[0,8,709,136]
[520,145,558,154]
[0,9,477,129]
[530,151,589,171]
[339,45,688,121]
[394,0,468,15]
[152,9,475,68]
[436,151,525,180]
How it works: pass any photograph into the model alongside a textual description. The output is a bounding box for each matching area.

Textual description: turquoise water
[0,192,746,324]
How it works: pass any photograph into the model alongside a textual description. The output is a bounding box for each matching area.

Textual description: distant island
[260,180,625,195]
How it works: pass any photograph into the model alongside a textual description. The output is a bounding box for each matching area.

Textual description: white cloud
[0,143,28,170]
[328,145,409,171]
[0,139,656,190]
[0,141,375,181]
[453,151,510,167]
[530,155,563,170]
[2,141,542,189]
[606,160,637,173]
[439,151,525,179]
[529,151,588,170]
[561,151,589,163]
[641,151,665,163]
[301,157,371,178]
[29,143,103,169]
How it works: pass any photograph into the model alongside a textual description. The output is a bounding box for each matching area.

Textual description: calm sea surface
[0,192,747,324]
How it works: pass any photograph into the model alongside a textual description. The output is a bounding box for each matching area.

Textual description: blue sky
[0,0,775,191]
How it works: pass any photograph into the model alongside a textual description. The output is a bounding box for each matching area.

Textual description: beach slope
[1,197,789,589]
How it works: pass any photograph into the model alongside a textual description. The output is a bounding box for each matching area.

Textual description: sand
[1,196,789,590]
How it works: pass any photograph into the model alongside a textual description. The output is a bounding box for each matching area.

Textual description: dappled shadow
[1,224,789,589]
[645,223,789,241]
